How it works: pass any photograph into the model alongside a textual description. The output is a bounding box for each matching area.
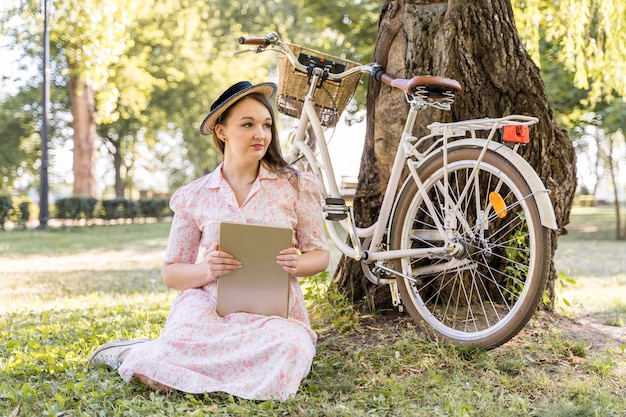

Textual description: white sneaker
[87,338,150,369]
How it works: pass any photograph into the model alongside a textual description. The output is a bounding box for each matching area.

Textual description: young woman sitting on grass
[87,81,330,401]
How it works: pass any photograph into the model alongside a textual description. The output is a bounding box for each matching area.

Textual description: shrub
[55,197,98,221]
[99,198,139,220]
[17,199,31,229]
[0,195,13,229]
[138,197,170,219]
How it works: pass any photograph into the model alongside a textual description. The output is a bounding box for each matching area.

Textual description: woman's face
[215,97,273,165]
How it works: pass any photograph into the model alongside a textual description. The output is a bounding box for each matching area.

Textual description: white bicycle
[238,32,558,349]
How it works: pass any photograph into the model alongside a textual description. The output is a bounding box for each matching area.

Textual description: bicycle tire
[390,146,550,349]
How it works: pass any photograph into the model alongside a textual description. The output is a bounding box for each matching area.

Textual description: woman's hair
[212,93,297,182]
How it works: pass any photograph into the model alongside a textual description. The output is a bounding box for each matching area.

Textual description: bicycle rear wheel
[390,146,550,349]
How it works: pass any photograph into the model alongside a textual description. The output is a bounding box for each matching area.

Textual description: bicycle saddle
[391,75,462,98]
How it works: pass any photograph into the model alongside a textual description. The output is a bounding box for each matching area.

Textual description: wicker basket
[277,43,361,127]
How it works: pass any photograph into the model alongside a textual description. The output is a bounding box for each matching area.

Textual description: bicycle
[237,32,558,349]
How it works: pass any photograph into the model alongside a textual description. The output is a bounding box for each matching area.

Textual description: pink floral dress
[118,163,328,401]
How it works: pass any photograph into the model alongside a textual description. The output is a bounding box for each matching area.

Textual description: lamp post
[39,0,51,228]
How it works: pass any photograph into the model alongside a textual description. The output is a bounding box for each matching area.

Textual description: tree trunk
[335,0,576,312]
[607,134,623,240]
[591,131,602,205]
[69,75,98,198]
[102,136,125,198]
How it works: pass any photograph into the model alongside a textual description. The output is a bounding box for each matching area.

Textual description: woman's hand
[277,247,300,277]
[206,243,241,280]
[162,243,241,291]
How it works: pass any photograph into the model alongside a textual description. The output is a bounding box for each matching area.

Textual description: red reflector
[503,125,530,144]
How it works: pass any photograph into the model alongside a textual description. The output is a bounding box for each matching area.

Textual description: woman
[88,81,330,401]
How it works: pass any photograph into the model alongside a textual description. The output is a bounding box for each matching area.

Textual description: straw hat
[199,81,277,135]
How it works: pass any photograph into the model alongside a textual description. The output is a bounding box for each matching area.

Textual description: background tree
[335,0,576,311]
[53,0,137,197]
[516,0,626,239]
[1,0,380,199]
[0,90,40,191]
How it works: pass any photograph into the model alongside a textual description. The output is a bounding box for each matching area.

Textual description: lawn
[555,207,626,329]
[0,212,625,417]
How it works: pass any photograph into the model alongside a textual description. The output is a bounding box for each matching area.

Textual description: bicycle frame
[234,33,558,285]
[288,68,453,271]
[287,68,557,286]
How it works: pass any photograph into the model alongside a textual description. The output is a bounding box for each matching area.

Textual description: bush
[55,197,98,221]
[0,195,13,230]
[99,198,139,220]
[45,196,170,224]
[17,199,31,229]
[138,197,170,219]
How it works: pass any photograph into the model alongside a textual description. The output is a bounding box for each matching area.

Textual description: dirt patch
[324,309,625,352]
[573,315,625,346]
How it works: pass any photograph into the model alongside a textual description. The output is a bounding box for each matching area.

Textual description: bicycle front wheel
[390,146,550,349]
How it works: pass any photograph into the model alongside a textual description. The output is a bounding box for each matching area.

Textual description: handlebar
[239,32,374,82]
[238,36,271,47]
[238,32,462,98]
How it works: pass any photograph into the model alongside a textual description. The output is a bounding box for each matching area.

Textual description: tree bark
[69,74,98,198]
[103,135,125,198]
[335,0,576,311]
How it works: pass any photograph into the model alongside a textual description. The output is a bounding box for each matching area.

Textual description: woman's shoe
[87,338,150,369]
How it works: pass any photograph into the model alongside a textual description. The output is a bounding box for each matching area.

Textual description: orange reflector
[489,192,507,218]
[503,125,530,144]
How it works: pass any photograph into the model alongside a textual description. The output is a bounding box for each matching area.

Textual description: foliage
[0,196,34,230]
[0,220,625,416]
[99,198,139,221]
[514,0,626,241]
[55,197,99,221]
[503,213,531,303]
[0,195,12,229]
[0,89,40,191]
[18,200,30,228]
[137,198,170,221]
[0,0,379,197]
[53,196,171,222]
[514,0,626,99]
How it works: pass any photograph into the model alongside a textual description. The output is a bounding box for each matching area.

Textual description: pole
[39,0,50,228]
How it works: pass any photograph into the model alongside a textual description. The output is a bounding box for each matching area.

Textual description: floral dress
[118,163,328,401]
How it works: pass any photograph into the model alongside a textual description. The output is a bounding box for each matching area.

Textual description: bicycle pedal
[325,197,345,206]
[324,198,348,221]
[326,212,348,221]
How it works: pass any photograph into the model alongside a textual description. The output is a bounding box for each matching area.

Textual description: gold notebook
[217,222,293,318]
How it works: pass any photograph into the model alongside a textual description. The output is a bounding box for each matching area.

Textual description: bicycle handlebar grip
[238,36,270,46]
[371,64,394,86]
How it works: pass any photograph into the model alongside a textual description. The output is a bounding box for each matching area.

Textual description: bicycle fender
[446,139,558,230]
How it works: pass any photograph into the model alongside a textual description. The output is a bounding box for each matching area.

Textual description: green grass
[1,216,625,416]
[555,206,626,322]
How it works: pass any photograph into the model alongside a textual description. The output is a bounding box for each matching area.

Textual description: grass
[555,206,626,324]
[1,213,625,416]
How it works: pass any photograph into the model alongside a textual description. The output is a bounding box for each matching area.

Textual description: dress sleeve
[295,172,329,253]
[163,186,201,264]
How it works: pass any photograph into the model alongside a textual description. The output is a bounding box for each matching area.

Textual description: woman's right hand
[205,243,242,281]
[162,243,241,290]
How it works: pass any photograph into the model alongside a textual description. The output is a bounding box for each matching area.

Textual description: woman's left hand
[277,247,300,277]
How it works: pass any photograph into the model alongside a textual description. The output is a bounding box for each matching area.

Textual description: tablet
[217,222,293,318]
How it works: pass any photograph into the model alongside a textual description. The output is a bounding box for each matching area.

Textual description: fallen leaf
[9,404,21,417]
